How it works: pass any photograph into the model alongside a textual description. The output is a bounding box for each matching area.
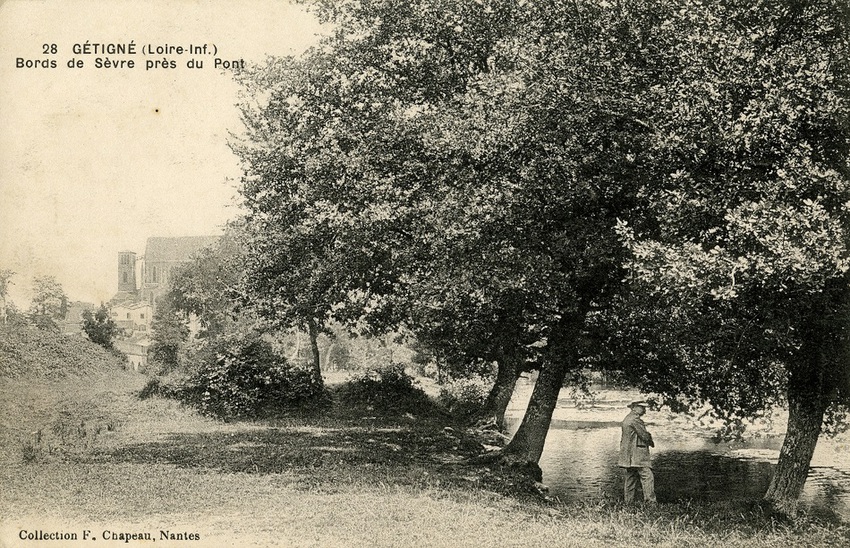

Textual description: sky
[0,0,326,306]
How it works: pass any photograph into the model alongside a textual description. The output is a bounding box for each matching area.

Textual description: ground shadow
[86,417,489,491]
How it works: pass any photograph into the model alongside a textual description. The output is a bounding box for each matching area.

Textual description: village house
[110,300,153,334]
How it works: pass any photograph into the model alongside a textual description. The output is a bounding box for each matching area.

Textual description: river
[505,382,850,521]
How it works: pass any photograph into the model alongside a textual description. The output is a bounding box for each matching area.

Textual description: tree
[235,0,549,426]
[366,0,675,463]
[614,0,850,509]
[234,0,662,467]
[148,292,190,372]
[233,0,514,380]
[403,283,540,428]
[29,275,68,331]
[0,269,13,325]
[236,0,849,495]
[81,304,118,349]
[168,222,251,339]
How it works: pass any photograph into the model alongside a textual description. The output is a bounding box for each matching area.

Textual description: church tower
[118,251,137,293]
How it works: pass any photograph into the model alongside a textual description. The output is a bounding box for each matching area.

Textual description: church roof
[144,236,219,263]
[112,300,151,311]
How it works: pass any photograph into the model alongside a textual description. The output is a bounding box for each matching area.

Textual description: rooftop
[144,236,219,263]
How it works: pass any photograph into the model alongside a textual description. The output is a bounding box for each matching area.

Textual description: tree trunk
[500,313,582,480]
[502,357,569,465]
[480,356,521,430]
[324,341,337,371]
[289,330,302,363]
[764,377,827,510]
[306,318,322,379]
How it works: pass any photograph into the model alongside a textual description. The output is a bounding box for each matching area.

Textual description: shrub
[138,377,169,400]
[31,314,59,332]
[336,363,433,414]
[81,304,118,349]
[137,369,196,402]
[186,331,324,418]
[437,375,490,422]
[0,325,124,378]
[138,377,160,400]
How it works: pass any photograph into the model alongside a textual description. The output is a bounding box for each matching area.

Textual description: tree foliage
[233,0,850,504]
[607,0,850,506]
[148,293,190,372]
[615,0,850,415]
[0,269,13,325]
[168,223,251,338]
[0,269,13,300]
[29,275,67,331]
[81,304,118,350]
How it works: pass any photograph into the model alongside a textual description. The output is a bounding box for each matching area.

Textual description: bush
[137,368,196,402]
[437,376,490,422]
[31,314,59,332]
[336,363,433,414]
[186,332,324,418]
[0,325,124,378]
[138,377,168,400]
[81,304,118,349]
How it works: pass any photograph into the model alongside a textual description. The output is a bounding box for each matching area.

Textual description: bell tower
[118,251,137,293]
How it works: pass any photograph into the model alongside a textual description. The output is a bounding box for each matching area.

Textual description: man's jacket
[618,411,654,468]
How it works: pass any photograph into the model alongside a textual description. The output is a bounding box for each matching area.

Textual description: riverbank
[1,346,848,546]
[505,378,850,521]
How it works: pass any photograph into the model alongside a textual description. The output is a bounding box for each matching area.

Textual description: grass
[1,327,848,547]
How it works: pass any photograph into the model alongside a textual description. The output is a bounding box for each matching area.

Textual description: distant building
[114,336,151,371]
[118,251,137,291]
[137,236,220,309]
[110,300,153,334]
[111,251,139,305]
[109,235,219,369]
[110,236,219,315]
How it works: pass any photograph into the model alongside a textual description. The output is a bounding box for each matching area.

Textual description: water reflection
[651,451,773,503]
[505,396,850,520]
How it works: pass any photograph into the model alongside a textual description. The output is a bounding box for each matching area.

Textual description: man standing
[618,401,657,504]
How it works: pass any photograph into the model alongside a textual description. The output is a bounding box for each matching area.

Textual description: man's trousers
[623,466,657,503]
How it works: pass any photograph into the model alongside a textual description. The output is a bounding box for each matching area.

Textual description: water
[505,385,850,520]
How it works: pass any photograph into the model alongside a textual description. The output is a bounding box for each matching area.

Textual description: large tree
[431,0,672,463]
[614,0,850,509]
[29,275,68,330]
[234,0,665,467]
[234,0,530,387]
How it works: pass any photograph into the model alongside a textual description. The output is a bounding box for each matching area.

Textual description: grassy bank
[1,328,848,547]
[0,324,124,378]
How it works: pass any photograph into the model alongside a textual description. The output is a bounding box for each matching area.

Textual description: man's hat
[628,401,649,409]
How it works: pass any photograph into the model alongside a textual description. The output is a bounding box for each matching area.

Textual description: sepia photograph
[1,0,849,546]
